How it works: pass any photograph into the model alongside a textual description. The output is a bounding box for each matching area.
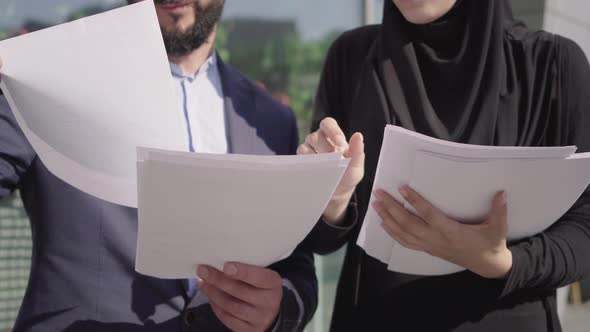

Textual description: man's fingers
[319,117,347,147]
[200,281,259,324]
[209,302,255,332]
[224,263,282,290]
[196,265,260,304]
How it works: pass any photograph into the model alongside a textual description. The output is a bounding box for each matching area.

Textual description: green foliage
[215,24,231,63]
[218,20,339,140]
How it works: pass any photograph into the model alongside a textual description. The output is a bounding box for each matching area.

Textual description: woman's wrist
[473,247,513,280]
[322,192,354,225]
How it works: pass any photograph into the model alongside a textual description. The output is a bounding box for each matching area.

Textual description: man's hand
[297,117,365,225]
[0,57,3,82]
[197,263,283,332]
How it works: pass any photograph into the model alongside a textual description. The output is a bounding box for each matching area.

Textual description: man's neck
[168,28,217,76]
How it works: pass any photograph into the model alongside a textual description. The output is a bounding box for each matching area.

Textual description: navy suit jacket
[0,58,317,332]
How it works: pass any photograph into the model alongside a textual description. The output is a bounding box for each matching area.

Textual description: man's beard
[156,0,224,57]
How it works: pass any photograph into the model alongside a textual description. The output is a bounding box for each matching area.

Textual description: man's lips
[156,2,192,10]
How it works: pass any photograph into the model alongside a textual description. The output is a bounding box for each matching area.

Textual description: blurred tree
[220,18,338,139]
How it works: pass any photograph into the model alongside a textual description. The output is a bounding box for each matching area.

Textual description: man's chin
[159,14,196,34]
[161,24,193,37]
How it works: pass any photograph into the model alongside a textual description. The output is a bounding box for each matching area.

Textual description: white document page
[386,151,590,275]
[135,152,349,278]
[0,1,184,207]
[138,147,343,164]
[358,125,578,266]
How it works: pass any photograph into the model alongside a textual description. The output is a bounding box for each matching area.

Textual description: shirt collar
[169,50,218,80]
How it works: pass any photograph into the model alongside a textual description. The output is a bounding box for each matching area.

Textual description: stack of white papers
[0,1,184,207]
[358,125,590,275]
[136,148,349,279]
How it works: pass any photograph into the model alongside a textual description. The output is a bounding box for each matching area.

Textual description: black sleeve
[0,96,36,199]
[301,35,361,255]
[501,38,590,297]
[303,194,359,256]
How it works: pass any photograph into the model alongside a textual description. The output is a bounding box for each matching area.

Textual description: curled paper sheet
[358,125,590,275]
[135,148,349,278]
[0,1,185,207]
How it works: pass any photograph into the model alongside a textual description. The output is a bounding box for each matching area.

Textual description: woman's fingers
[319,117,347,149]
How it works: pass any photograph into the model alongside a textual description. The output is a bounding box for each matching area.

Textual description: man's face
[128,0,225,56]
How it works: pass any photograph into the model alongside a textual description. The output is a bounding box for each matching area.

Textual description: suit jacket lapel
[217,56,275,155]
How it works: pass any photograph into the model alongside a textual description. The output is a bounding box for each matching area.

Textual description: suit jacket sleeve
[501,38,590,297]
[0,95,36,199]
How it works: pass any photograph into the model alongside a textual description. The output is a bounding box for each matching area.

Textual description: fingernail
[399,187,409,199]
[500,191,507,205]
[373,190,383,201]
[224,263,238,276]
[197,266,209,280]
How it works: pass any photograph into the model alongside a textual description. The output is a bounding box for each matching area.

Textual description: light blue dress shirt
[170,52,226,301]
[170,53,304,330]
[170,53,227,155]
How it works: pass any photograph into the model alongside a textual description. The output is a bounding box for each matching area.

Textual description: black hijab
[357,0,564,304]
[377,0,558,146]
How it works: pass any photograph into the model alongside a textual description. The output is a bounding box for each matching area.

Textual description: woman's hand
[372,186,513,279]
[297,117,365,225]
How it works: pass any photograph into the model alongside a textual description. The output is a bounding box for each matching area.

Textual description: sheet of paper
[0,1,184,207]
[135,152,349,278]
[358,124,580,270]
[138,147,343,163]
[386,151,590,275]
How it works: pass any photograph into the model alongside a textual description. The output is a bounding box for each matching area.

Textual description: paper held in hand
[358,125,590,276]
[136,148,349,278]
